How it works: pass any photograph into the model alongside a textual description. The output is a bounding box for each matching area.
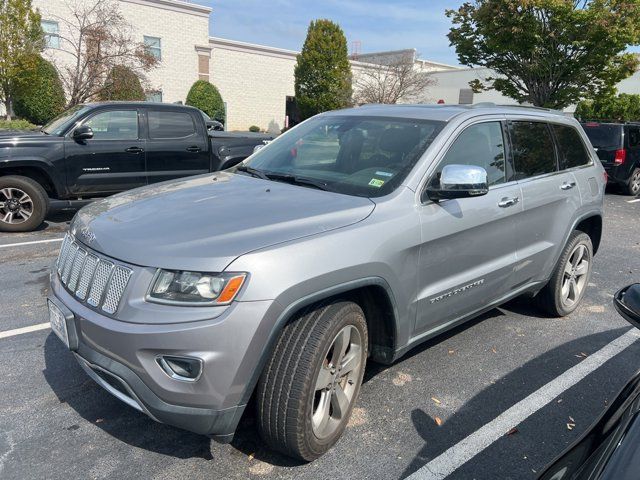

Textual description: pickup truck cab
[0,102,272,231]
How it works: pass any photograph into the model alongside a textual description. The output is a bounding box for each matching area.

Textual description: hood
[0,129,45,138]
[72,172,375,271]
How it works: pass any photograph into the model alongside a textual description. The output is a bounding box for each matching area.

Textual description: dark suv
[581,122,640,195]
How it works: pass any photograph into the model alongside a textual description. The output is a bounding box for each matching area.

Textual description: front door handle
[560,181,577,190]
[125,146,144,154]
[498,197,519,208]
[186,146,201,153]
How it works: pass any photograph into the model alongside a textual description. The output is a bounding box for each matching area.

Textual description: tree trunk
[4,98,12,121]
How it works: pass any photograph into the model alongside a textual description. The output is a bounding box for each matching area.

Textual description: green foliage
[185,80,225,123]
[0,118,37,130]
[13,55,65,125]
[294,19,352,120]
[575,94,640,122]
[249,125,260,132]
[0,0,44,119]
[99,65,145,101]
[447,0,640,108]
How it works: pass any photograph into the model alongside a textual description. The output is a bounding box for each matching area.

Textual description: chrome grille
[56,233,132,315]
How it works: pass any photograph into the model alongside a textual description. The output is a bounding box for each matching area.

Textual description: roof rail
[469,102,564,115]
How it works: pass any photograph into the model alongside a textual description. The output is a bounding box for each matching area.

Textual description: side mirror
[614,284,640,330]
[427,164,489,201]
[73,125,93,141]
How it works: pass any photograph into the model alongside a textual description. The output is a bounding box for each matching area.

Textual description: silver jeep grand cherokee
[48,104,605,460]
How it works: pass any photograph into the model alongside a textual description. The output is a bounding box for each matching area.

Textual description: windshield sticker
[369,178,385,188]
[375,171,393,177]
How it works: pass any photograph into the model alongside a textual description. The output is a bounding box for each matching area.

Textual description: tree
[575,93,640,122]
[51,0,157,107]
[99,65,145,101]
[14,55,65,124]
[447,0,640,109]
[294,19,352,119]
[0,0,43,120]
[354,54,435,104]
[185,80,225,123]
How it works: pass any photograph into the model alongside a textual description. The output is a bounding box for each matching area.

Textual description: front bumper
[50,273,278,440]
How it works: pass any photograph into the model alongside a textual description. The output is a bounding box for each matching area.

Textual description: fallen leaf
[506,427,519,436]
[95,418,104,423]
[557,399,563,403]
[492,347,497,354]
[567,423,575,430]
[448,349,455,355]
[431,397,441,405]
[569,416,575,423]
[248,453,255,460]
[435,417,443,426]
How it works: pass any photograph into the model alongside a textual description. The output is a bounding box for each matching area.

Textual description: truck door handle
[125,146,144,154]
[498,197,519,208]
[560,181,577,190]
[186,146,201,153]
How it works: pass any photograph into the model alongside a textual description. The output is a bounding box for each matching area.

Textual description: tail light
[614,149,626,165]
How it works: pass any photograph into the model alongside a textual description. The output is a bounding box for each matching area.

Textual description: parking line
[627,198,640,203]
[407,329,640,480]
[0,238,63,249]
[0,322,50,340]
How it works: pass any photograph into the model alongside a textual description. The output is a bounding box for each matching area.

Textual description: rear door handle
[125,146,144,154]
[498,197,519,208]
[560,181,577,190]
[186,146,201,153]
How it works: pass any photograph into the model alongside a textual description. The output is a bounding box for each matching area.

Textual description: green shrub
[99,65,145,101]
[185,80,225,123]
[575,93,640,122]
[13,56,65,125]
[249,125,260,132]
[0,119,37,130]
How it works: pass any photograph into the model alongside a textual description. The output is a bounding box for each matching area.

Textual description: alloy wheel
[561,244,590,308]
[0,187,33,225]
[630,170,640,196]
[311,325,363,439]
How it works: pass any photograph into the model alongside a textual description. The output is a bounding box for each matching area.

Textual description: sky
[194,0,463,66]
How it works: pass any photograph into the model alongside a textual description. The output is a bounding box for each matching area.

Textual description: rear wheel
[256,301,368,461]
[0,176,49,232]
[626,168,640,196]
[535,231,593,317]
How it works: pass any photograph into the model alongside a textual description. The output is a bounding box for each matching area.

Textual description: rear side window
[148,111,196,139]
[627,126,640,148]
[510,121,557,178]
[552,124,591,169]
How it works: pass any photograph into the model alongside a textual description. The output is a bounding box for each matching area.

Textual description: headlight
[147,270,247,305]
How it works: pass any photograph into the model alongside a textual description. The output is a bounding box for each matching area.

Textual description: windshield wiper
[235,164,269,180]
[264,172,332,191]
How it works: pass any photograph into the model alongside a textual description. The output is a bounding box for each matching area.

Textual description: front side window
[243,115,445,198]
[510,121,557,179]
[148,111,196,139]
[42,20,59,48]
[552,124,590,170]
[84,110,139,140]
[434,122,507,187]
[144,36,161,60]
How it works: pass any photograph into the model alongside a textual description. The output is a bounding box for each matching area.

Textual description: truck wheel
[0,175,49,232]
[625,168,640,196]
[535,231,593,317]
[256,301,368,461]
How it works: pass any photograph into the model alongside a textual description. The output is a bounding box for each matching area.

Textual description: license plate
[48,300,69,348]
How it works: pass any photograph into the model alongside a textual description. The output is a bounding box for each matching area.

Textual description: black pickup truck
[0,102,273,231]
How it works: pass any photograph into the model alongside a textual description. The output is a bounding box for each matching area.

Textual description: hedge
[13,56,66,125]
[99,65,146,101]
[185,80,225,123]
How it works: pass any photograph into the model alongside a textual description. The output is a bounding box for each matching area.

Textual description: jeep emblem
[81,227,96,243]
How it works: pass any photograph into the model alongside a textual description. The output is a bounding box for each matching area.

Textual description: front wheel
[0,175,49,232]
[256,301,368,461]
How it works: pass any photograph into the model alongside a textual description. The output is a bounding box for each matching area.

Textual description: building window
[146,91,162,103]
[42,20,60,49]
[458,88,474,105]
[144,36,161,60]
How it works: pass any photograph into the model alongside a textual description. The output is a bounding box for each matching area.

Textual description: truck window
[552,124,591,170]
[84,110,139,140]
[148,111,196,139]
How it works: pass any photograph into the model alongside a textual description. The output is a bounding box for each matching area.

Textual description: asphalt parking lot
[1,193,639,480]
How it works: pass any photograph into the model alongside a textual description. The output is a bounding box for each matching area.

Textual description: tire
[535,231,593,317]
[256,301,368,461]
[625,168,640,196]
[0,175,49,232]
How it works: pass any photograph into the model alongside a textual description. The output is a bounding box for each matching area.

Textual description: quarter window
[628,127,640,148]
[510,121,557,178]
[552,124,590,170]
[42,20,59,48]
[148,111,196,139]
[144,36,161,60]
[435,122,507,187]
[84,110,139,140]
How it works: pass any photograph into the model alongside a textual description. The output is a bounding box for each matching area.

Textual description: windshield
[581,123,623,150]
[42,105,91,135]
[238,115,445,197]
